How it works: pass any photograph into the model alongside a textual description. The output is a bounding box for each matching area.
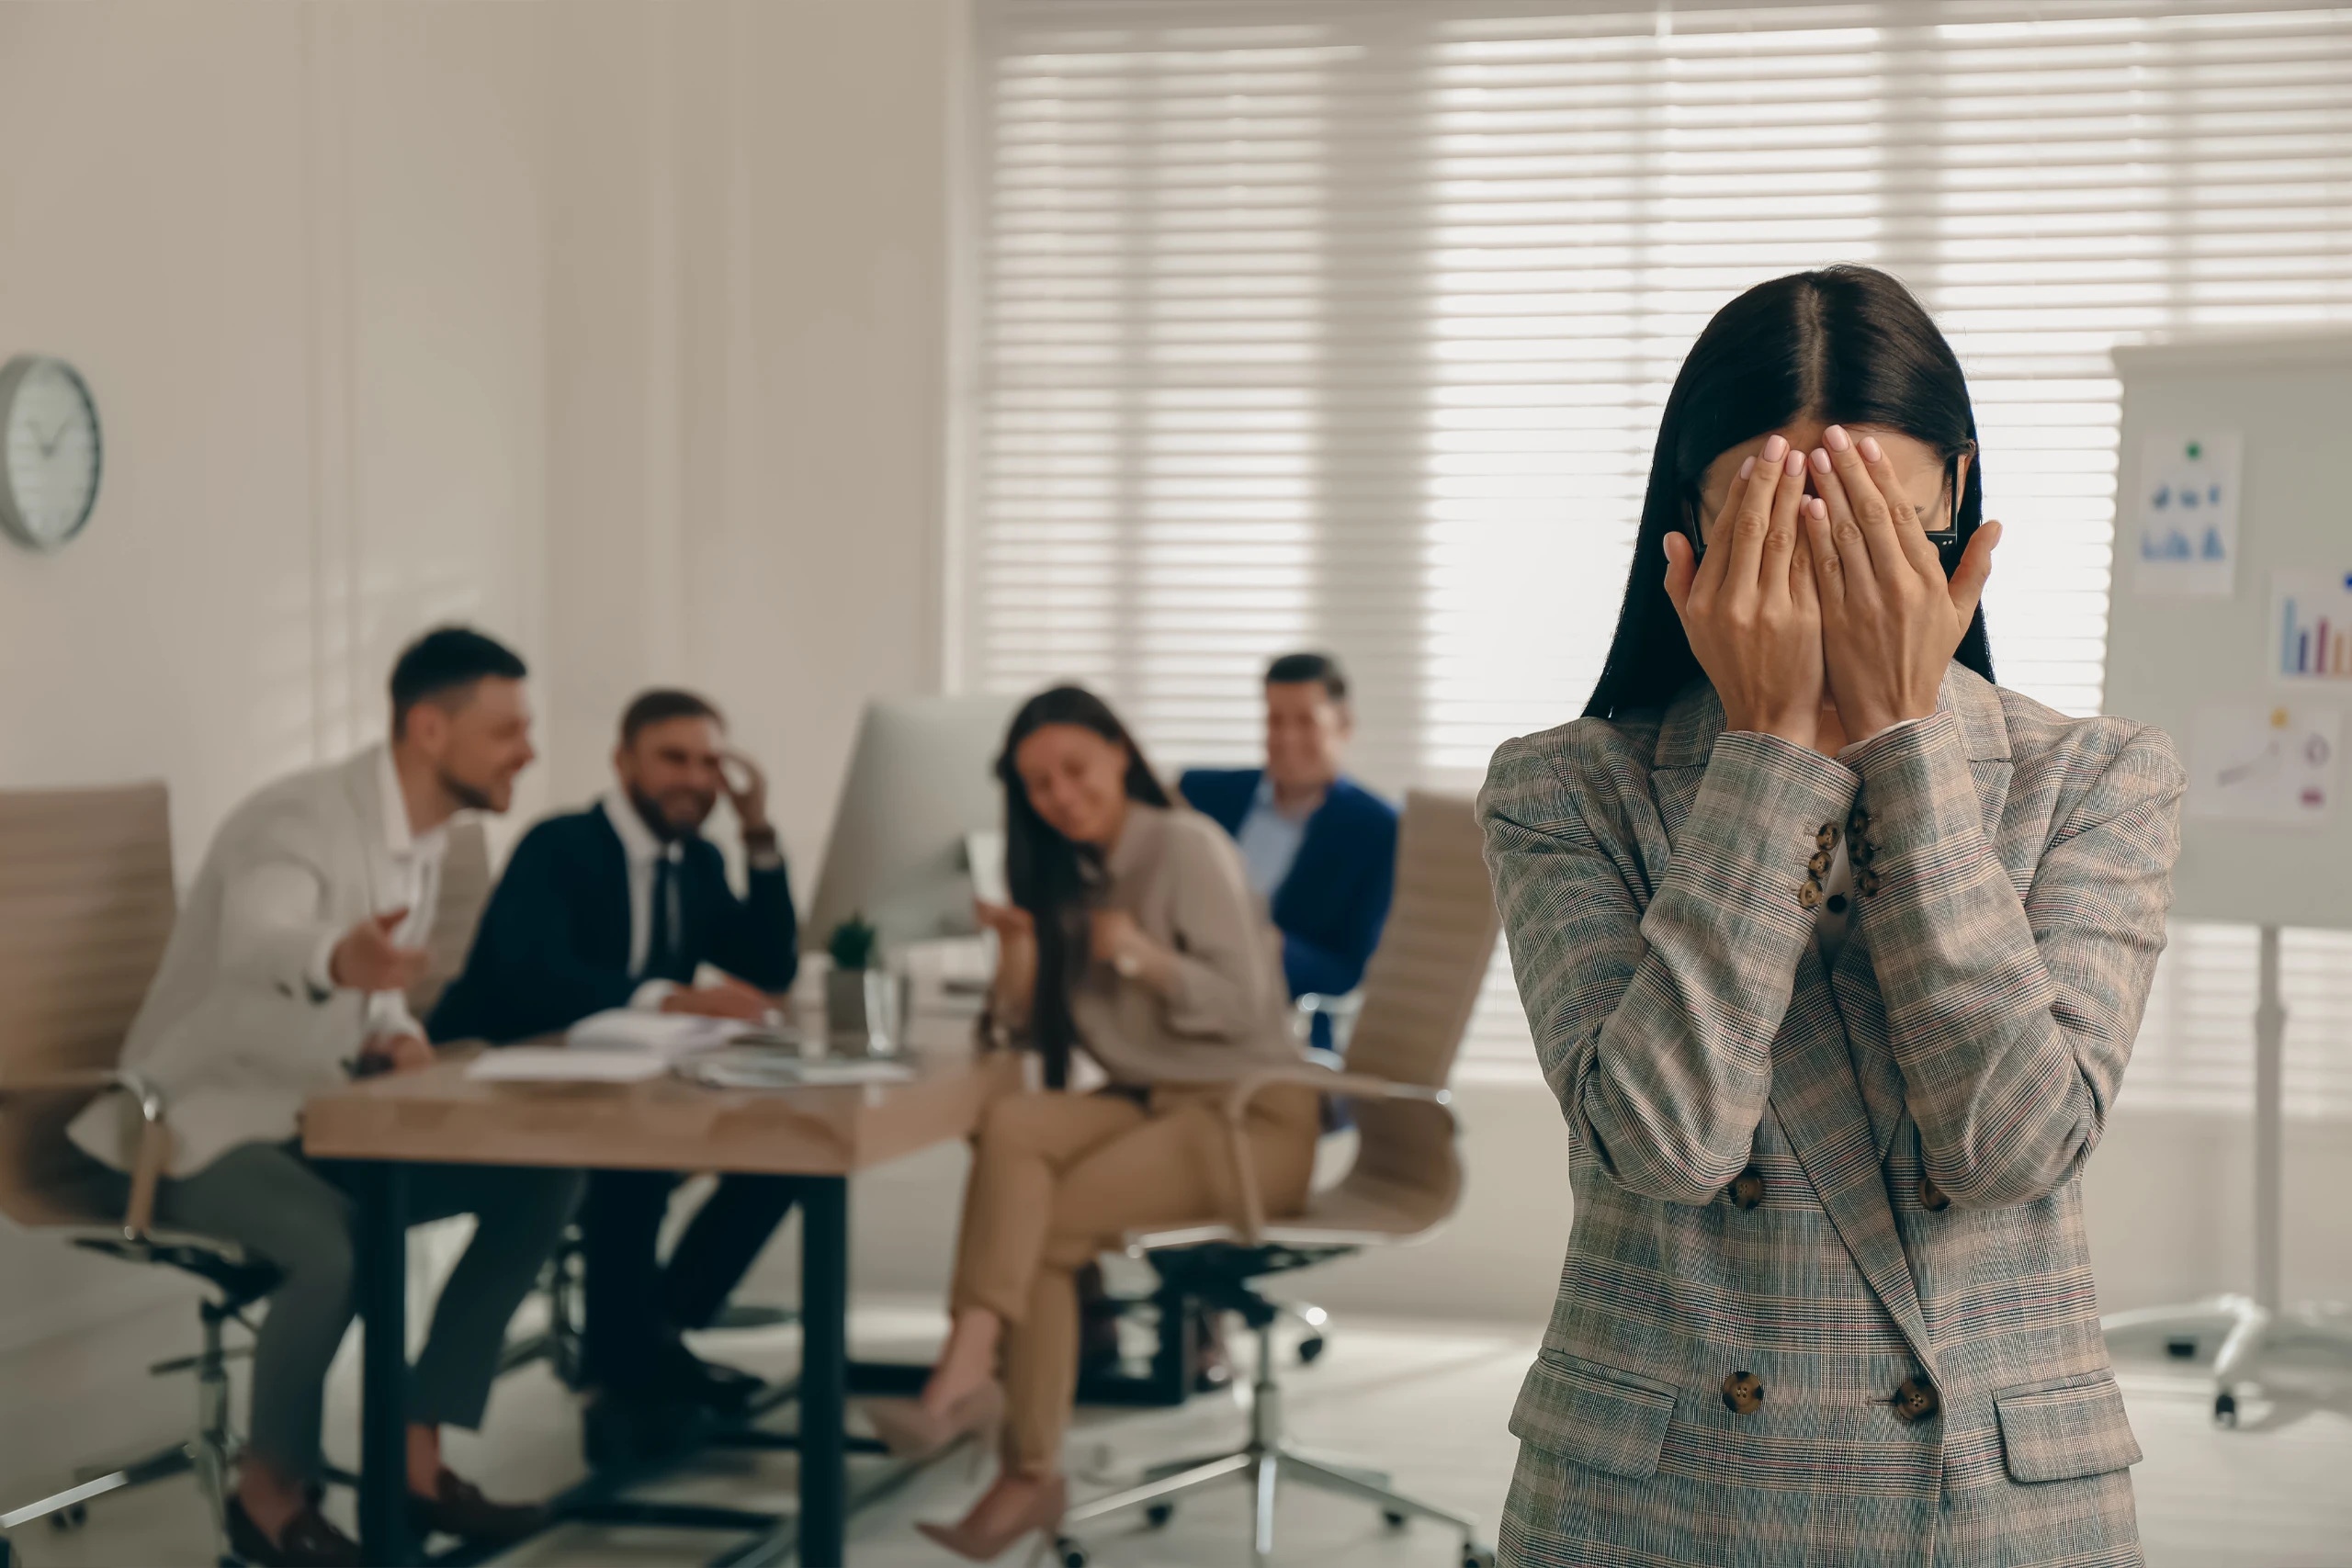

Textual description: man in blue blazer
[1179,652,1397,1052]
[432,690,800,1453]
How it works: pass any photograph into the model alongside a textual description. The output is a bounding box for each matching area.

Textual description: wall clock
[0,355,103,551]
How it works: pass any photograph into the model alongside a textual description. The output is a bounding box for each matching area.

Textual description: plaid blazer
[1479,665,2183,1568]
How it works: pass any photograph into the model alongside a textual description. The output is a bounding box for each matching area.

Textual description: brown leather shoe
[224,1494,362,1568]
[409,1467,549,1550]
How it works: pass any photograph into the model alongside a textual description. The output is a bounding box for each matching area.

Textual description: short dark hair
[620,688,726,747]
[389,627,527,738]
[1265,651,1348,704]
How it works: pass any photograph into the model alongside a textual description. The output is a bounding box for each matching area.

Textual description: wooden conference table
[301,1043,1018,1567]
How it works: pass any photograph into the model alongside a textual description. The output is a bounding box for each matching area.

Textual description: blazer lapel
[1771,944,1942,1379]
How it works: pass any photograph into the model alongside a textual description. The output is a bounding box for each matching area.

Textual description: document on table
[464,1010,797,1083]
[467,1049,670,1083]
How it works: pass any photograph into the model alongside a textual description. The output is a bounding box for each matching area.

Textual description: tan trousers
[949,1081,1320,1472]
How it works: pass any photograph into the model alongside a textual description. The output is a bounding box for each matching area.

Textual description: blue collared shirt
[1234,773,1317,902]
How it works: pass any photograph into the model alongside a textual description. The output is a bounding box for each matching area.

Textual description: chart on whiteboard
[2270,569,2352,682]
[2132,430,2242,596]
[2188,702,2340,825]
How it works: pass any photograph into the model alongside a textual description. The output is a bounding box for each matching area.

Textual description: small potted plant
[825,914,899,1056]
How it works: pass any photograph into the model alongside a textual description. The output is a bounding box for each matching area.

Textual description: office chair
[0,784,287,1567]
[1054,791,1502,1568]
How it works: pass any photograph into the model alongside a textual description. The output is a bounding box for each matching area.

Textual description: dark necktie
[646,852,691,983]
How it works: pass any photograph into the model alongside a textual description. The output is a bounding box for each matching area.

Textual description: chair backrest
[0,784,177,1228]
[1343,790,1500,1089]
[1319,790,1499,1234]
[406,818,492,1021]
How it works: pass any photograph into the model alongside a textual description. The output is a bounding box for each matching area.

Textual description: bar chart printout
[2271,570,2352,681]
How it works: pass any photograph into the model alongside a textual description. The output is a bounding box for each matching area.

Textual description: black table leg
[355,1160,415,1566]
[797,1177,848,1566]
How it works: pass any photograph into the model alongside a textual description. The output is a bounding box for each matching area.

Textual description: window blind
[968,0,2352,1098]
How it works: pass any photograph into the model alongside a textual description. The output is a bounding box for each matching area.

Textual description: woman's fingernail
[1809,446,1832,474]
[1859,434,1883,463]
[1763,434,1788,462]
[1738,455,1756,479]
[1824,424,1851,453]
[1784,448,1806,477]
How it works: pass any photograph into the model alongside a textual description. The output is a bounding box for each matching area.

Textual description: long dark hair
[1585,265,1994,720]
[995,685,1171,1088]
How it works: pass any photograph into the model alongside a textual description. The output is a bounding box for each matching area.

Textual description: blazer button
[1815,822,1840,850]
[1858,870,1883,897]
[1728,1166,1766,1210]
[1807,849,1834,876]
[1892,1376,1939,1423]
[1721,1371,1765,1415]
[1917,1176,1951,1212]
[1799,880,1823,909]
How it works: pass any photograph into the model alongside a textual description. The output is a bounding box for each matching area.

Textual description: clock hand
[32,420,68,457]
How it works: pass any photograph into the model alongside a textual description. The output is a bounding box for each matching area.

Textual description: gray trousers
[155,1142,582,1483]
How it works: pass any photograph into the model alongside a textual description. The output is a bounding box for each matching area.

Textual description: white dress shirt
[1233,773,1317,903]
[603,791,689,1009]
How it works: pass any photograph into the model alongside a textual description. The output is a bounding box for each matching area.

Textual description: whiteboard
[2105,333,2352,931]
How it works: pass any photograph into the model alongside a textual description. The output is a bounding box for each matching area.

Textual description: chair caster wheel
[1297,1336,1325,1364]
[1383,1508,1408,1529]
[1053,1538,1089,1568]
[1463,1545,1497,1568]
[2213,1390,2238,1427]
[1145,1502,1175,1529]
[51,1502,89,1530]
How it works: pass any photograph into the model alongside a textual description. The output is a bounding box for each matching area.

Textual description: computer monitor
[803,694,1022,953]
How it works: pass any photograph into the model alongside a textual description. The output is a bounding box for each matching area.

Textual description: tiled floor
[6,1304,2348,1567]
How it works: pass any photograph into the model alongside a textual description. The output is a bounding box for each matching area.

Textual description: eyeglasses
[1682,445,1970,554]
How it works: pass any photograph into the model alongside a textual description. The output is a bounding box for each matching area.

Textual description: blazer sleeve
[1480,727,1860,1207]
[1843,711,2183,1208]
[700,847,800,993]
[217,805,345,1003]
[456,825,639,1033]
[1158,822,1284,1042]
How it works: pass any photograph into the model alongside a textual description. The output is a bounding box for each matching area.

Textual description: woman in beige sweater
[868,685,1316,1560]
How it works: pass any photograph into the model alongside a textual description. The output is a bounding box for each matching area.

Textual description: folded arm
[1480,728,1858,1206]
[1847,712,2183,1207]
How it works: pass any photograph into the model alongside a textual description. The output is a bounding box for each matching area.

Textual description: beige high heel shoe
[858,1382,1005,1463]
[915,1472,1068,1564]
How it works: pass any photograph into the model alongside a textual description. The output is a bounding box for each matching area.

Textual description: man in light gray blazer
[68,627,579,1568]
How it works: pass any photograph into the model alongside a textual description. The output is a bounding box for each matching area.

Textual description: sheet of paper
[2132,430,2243,597]
[564,1009,741,1058]
[467,1048,668,1084]
[2187,702,2340,826]
[2268,568,2352,685]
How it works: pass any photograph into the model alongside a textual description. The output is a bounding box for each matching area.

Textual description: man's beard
[630,786,712,843]
[438,765,498,814]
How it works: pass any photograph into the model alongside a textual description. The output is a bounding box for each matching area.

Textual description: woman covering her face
[1481,265,2184,1566]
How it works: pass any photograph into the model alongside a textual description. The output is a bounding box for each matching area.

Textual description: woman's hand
[974,900,1035,943]
[1091,908,1172,990]
[1662,434,1825,750]
[1802,426,2001,739]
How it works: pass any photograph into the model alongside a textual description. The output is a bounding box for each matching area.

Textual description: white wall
[0,1,557,1365]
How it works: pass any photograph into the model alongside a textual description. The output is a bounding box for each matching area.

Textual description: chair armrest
[0,1067,167,1240]
[1213,1066,1453,1243]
